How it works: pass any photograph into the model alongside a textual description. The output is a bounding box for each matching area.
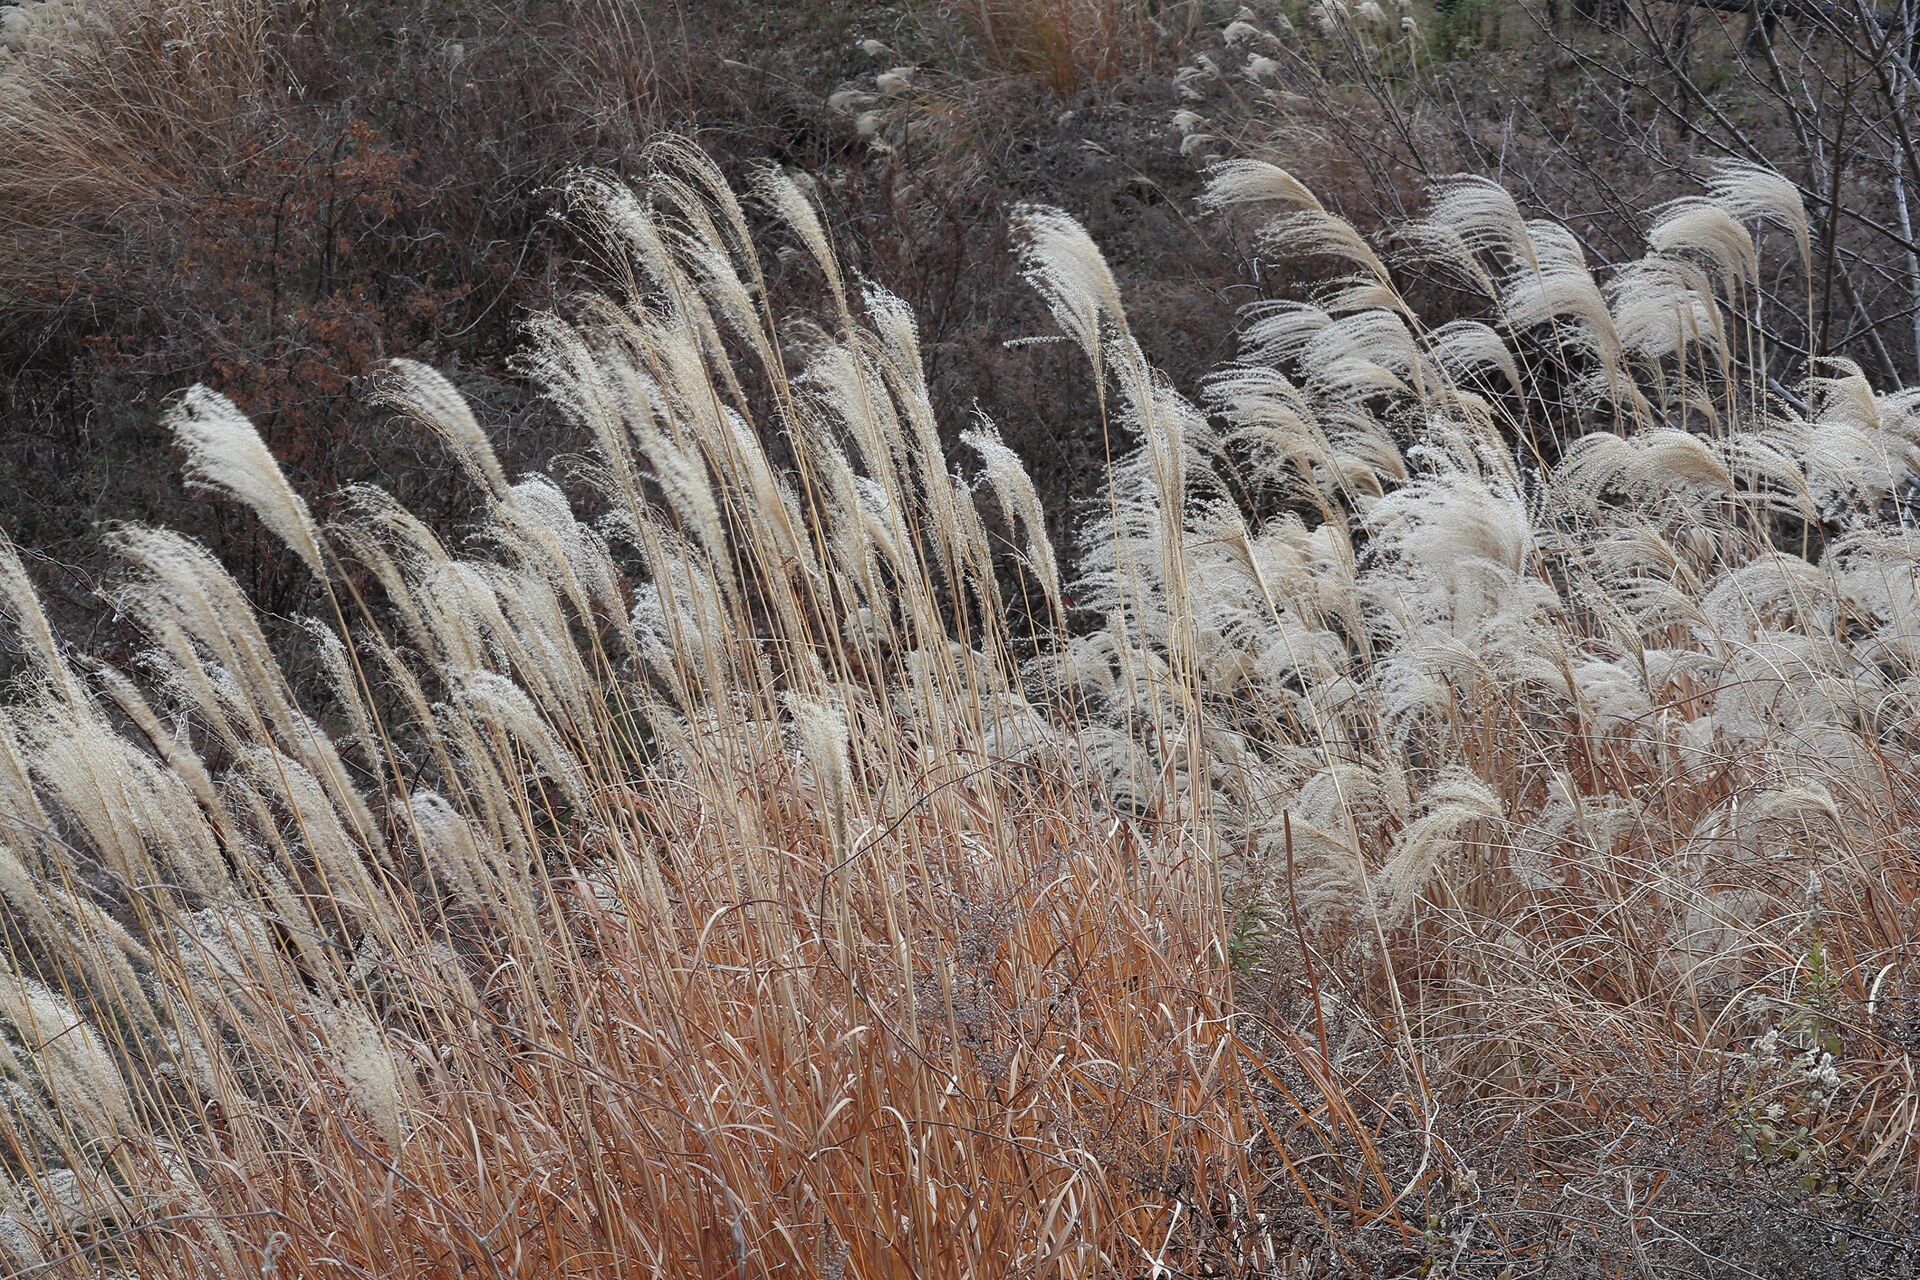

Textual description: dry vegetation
[7,0,1920,1277]
[951,0,1206,92]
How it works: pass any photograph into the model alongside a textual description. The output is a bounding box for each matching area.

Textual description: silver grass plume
[0,967,129,1136]
[377,359,510,503]
[0,537,77,700]
[1646,199,1758,296]
[1707,160,1812,277]
[1417,174,1531,264]
[1607,254,1729,370]
[1551,429,1735,514]
[1375,769,1505,923]
[1013,203,1128,384]
[757,164,851,320]
[319,1001,405,1150]
[963,420,1064,621]
[784,690,854,833]
[164,386,324,577]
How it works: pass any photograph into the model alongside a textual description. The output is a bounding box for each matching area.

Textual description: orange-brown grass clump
[945,0,1203,95]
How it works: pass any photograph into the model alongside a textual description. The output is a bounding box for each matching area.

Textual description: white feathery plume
[1634,428,1739,496]
[84,660,238,859]
[1203,364,1346,508]
[22,707,165,891]
[562,169,676,291]
[0,967,129,1134]
[784,689,855,848]
[1706,160,1812,276]
[377,359,510,503]
[648,136,763,285]
[1699,551,1834,641]
[1244,54,1282,82]
[757,164,850,317]
[0,716,51,848]
[1423,319,1522,392]
[1551,429,1734,513]
[632,413,728,571]
[320,1001,406,1150]
[491,475,627,629]
[1259,212,1396,293]
[1173,58,1216,100]
[409,790,495,909]
[1178,130,1218,157]
[479,563,601,740]
[1237,300,1334,368]
[1421,174,1530,262]
[335,481,456,570]
[164,386,324,577]
[519,311,661,464]
[0,842,49,940]
[47,890,152,1035]
[1524,219,1589,272]
[1720,427,1822,520]
[1568,657,1655,731]
[454,670,588,810]
[1741,781,1841,833]
[960,422,1067,617]
[329,485,448,659]
[173,901,309,1026]
[1317,275,1411,316]
[238,744,382,902]
[299,617,377,758]
[1502,258,1621,366]
[0,537,76,698]
[112,527,288,711]
[1646,199,1757,294]
[1014,204,1127,378]
[1202,158,1324,215]
[1606,253,1727,365]
[1363,469,1533,627]
[0,1195,44,1270]
[1375,769,1504,922]
[1302,308,1422,398]
[1310,0,1350,34]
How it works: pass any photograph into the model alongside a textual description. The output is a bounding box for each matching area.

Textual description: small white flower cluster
[1744,1024,1846,1108]
[1797,1046,1845,1105]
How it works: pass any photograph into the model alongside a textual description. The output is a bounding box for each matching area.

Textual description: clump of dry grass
[0,141,1276,1278]
[946,0,1203,94]
[1051,147,1920,1260]
[0,0,276,306]
[8,122,1920,1276]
